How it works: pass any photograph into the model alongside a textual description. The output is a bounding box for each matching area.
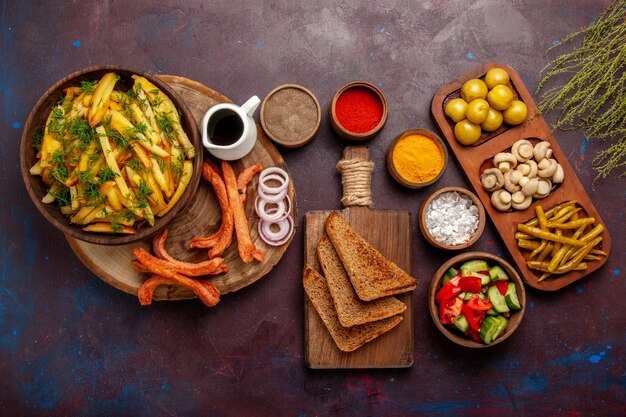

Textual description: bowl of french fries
[20,66,202,245]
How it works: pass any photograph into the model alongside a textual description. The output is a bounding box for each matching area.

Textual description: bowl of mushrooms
[480,139,565,212]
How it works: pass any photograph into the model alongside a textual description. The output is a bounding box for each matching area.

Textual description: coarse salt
[425,191,479,246]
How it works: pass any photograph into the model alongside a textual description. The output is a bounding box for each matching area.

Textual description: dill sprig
[537,0,626,180]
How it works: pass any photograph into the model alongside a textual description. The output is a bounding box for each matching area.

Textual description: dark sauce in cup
[207,109,244,146]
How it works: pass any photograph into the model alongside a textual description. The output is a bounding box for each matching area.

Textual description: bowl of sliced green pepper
[429,251,526,348]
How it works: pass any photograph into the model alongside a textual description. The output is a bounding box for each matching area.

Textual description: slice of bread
[317,236,406,327]
[325,212,417,301]
[302,265,403,352]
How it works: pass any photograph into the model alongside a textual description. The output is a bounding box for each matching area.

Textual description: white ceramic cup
[201,95,260,161]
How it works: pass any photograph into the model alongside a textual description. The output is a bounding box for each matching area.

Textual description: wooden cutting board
[303,146,413,369]
[66,75,296,300]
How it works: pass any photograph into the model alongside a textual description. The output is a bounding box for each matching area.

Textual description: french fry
[88,72,119,127]
[109,110,169,157]
[32,71,196,235]
[29,161,42,175]
[83,223,136,234]
[132,75,195,158]
[157,160,193,217]
[106,187,123,211]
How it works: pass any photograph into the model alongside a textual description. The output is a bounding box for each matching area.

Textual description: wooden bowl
[329,81,388,141]
[19,66,202,245]
[260,84,321,148]
[386,129,448,189]
[428,251,526,348]
[419,186,485,250]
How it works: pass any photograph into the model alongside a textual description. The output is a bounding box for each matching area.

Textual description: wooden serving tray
[304,147,413,369]
[66,75,296,300]
[431,62,611,291]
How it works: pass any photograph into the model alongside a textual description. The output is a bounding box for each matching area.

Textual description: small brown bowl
[260,84,321,148]
[419,186,485,250]
[329,81,388,141]
[19,65,202,245]
[428,251,526,348]
[386,129,448,189]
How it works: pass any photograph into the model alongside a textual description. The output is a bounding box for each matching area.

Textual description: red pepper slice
[458,276,482,293]
[462,303,486,332]
[494,280,509,296]
[439,297,463,324]
[435,283,462,305]
[466,296,493,311]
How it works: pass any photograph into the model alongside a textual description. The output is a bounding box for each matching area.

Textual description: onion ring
[259,167,289,186]
[255,195,291,222]
[258,216,294,246]
[259,173,288,195]
[257,186,288,203]
[255,196,286,222]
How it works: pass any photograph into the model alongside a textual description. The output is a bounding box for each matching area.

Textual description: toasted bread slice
[302,265,402,352]
[317,237,406,327]
[325,212,417,301]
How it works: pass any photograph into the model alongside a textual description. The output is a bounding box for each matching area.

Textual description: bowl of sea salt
[419,187,485,250]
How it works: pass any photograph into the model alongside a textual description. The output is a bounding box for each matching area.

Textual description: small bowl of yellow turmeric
[386,129,448,189]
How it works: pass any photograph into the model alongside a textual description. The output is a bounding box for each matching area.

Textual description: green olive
[454,120,482,145]
[481,108,503,132]
[466,99,490,124]
[503,100,528,125]
[461,79,488,102]
[487,85,514,111]
[485,68,510,90]
[445,98,468,123]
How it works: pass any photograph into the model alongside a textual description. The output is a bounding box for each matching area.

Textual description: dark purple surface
[1,1,624,416]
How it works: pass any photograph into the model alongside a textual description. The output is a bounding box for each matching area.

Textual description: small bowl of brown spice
[260,84,321,148]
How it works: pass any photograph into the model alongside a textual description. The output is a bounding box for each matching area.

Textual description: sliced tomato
[462,303,486,332]
[435,283,461,305]
[458,276,482,293]
[493,280,509,296]
[439,297,463,325]
[466,296,493,311]
[465,327,482,343]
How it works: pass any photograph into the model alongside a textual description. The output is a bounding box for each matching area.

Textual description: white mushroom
[493,152,517,173]
[516,163,530,176]
[509,170,524,185]
[518,176,529,188]
[538,158,558,178]
[524,160,538,179]
[511,191,527,205]
[504,171,521,193]
[481,168,505,192]
[512,195,533,210]
[552,163,565,184]
[521,177,539,196]
[511,139,534,163]
[533,179,552,199]
[533,141,553,162]
[491,189,512,211]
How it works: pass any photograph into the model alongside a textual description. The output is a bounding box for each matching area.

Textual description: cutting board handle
[337,146,374,208]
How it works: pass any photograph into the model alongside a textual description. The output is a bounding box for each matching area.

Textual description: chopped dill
[32,127,44,150]
[69,118,97,149]
[79,80,98,94]
[50,187,71,207]
[98,167,117,182]
[126,158,143,173]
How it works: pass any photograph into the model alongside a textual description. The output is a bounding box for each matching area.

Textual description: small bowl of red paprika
[330,81,388,141]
